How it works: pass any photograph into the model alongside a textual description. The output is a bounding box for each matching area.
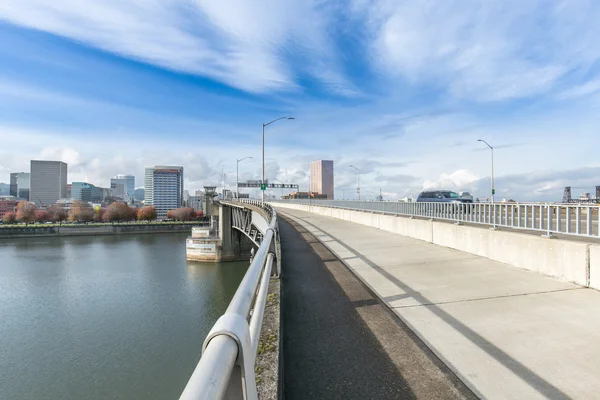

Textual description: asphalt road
[279,216,477,400]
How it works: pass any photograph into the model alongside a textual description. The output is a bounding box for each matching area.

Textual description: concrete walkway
[277,207,600,400]
[279,217,476,399]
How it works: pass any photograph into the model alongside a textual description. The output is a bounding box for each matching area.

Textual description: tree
[169,207,196,221]
[104,202,133,222]
[137,206,157,222]
[49,206,68,224]
[94,208,106,222]
[3,212,16,224]
[35,210,51,223]
[69,201,94,223]
[128,207,138,221]
[16,201,36,225]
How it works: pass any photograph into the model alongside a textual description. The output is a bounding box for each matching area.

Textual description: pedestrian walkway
[277,207,600,400]
[279,217,476,399]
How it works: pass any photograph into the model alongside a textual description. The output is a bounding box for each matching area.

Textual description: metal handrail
[271,199,600,238]
[179,201,278,400]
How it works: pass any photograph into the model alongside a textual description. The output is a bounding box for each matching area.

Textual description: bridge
[179,199,600,399]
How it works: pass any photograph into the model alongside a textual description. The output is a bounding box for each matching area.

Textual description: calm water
[0,233,248,400]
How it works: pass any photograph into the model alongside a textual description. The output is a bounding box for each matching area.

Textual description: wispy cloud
[354,0,600,102]
[0,0,349,94]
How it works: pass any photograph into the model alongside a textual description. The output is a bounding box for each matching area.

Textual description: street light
[236,156,253,199]
[477,139,495,204]
[349,165,360,201]
[262,117,295,203]
[478,139,496,229]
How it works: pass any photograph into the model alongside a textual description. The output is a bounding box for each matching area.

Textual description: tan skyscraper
[310,160,334,199]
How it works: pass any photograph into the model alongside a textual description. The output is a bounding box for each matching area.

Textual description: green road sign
[260,183,266,190]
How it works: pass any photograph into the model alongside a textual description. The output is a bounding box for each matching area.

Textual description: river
[0,233,248,400]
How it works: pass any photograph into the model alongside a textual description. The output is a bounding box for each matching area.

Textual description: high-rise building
[71,182,103,203]
[144,166,184,218]
[310,160,334,199]
[9,172,30,200]
[30,160,67,207]
[110,174,135,198]
[134,188,145,201]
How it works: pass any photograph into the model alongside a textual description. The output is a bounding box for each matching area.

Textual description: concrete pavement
[277,207,600,400]
[279,217,476,399]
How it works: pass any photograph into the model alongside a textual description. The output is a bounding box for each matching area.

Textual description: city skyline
[1,2,600,201]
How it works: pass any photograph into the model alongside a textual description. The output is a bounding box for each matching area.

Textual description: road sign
[238,182,299,189]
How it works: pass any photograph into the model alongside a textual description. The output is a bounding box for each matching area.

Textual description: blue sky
[1,0,600,201]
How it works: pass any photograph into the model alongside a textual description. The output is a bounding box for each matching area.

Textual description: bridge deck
[278,207,600,400]
[279,215,476,399]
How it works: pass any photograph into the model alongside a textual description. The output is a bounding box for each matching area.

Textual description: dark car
[416,190,473,203]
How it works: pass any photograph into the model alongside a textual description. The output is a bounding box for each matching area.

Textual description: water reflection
[0,233,248,400]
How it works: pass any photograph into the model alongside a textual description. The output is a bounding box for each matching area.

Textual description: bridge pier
[186,202,255,263]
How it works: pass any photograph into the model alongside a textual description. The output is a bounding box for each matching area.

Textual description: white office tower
[144,166,184,218]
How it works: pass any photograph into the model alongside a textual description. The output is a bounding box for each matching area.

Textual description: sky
[1,0,600,201]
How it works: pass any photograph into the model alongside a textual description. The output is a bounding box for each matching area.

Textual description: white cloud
[355,0,600,101]
[423,169,480,191]
[0,0,348,93]
[557,79,600,100]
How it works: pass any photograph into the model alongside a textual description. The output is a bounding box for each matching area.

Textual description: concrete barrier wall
[590,246,600,290]
[0,223,195,238]
[274,203,593,287]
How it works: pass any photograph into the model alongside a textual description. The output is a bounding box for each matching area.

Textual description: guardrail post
[542,205,553,238]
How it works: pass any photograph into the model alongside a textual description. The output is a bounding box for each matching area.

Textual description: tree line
[2,201,203,224]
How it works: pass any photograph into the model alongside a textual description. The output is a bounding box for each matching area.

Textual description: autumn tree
[69,201,94,223]
[128,207,138,221]
[94,208,106,222]
[169,207,196,221]
[35,210,51,222]
[137,206,157,222]
[16,201,36,225]
[104,202,133,222]
[49,206,68,224]
[2,212,16,224]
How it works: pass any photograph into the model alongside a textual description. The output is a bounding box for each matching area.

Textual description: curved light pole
[349,165,360,200]
[477,139,495,204]
[262,117,295,203]
[236,156,253,199]
[478,139,496,229]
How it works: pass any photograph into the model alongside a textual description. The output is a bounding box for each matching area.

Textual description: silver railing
[271,200,600,238]
[179,201,278,400]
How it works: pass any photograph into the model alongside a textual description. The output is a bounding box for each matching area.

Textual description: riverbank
[0,222,206,238]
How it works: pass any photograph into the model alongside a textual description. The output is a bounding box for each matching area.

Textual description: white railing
[179,202,278,400]
[271,200,600,238]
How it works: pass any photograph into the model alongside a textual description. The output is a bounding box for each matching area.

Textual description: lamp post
[349,165,360,200]
[477,139,496,229]
[262,117,295,203]
[236,156,253,199]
